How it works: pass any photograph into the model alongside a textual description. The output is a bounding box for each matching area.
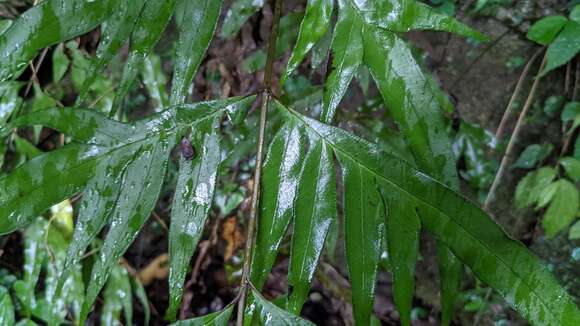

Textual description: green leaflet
[321,0,363,124]
[111,0,178,117]
[527,16,568,45]
[282,0,334,85]
[101,265,133,326]
[0,0,118,81]
[363,18,463,326]
[172,305,234,325]
[0,286,14,326]
[0,145,98,234]
[543,21,580,75]
[337,152,385,326]
[250,122,306,291]
[220,0,264,39]
[0,96,254,322]
[251,287,316,325]
[81,137,173,324]
[541,179,579,238]
[350,0,486,40]
[384,195,420,326]
[277,104,580,325]
[167,121,222,321]
[287,139,337,314]
[77,0,146,103]
[171,0,223,105]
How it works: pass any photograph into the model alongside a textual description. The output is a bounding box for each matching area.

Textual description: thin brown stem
[495,48,543,141]
[236,0,282,324]
[483,50,547,211]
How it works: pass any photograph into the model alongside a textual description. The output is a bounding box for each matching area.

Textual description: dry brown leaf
[222,216,244,261]
[138,253,169,286]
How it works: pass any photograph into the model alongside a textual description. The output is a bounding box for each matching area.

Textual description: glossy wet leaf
[320,0,363,124]
[52,44,69,84]
[131,276,151,326]
[167,122,222,321]
[0,81,22,125]
[282,0,334,85]
[172,305,233,325]
[101,265,133,326]
[541,179,579,238]
[276,103,580,325]
[111,0,178,116]
[250,122,306,291]
[527,16,568,45]
[251,287,315,325]
[512,143,554,169]
[336,150,385,326]
[220,0,264,39]
[0,96,254,322]
[385,195,420,326]
[543,21,580,75]
[77,0,146,103]
[143,55,170,111]
[0,0,118,81]
[170,0,223,105]
[287,139,337,314]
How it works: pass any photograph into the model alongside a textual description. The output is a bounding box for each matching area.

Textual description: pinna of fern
[0,0,578,325]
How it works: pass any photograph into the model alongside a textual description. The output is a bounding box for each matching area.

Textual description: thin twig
[451,30,509,90]
[483,50,547,211]
[495,48,543,140]
[236,0,282,324]
[559,56,580,157]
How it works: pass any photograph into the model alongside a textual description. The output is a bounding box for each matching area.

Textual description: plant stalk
[495,48,542,141]
[483,50,547,211]
[236,0,282,324]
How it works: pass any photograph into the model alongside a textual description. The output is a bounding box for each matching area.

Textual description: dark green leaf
[561,101,580,122]
[170,0,223,105]
[77,0,146,103]
[544,21,580,75]
[167,122,222,321]
[569,220,580,240]
[336,151,385,326]
[287,139,337,314]
[0,286,14,326]
[570,4,580,23]
[278,104,580,325]
[541,179,579,238]
[172,305,233,325]
[111,0,178,116]
[143,55,169,110]
[251,287,315,325]
[527,16,568,45]
[515,167,557,209]
[351,0,486,40]
[282,0,334,84]
[560,157,580,182]
[220,0,264,39]
[385,195,420,326]
[250,122,306,290]
[101,265,133,326]
[512,143,554,169]
[0,0,117,81]
[320,0,363,124]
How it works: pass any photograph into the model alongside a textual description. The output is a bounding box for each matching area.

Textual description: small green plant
[527,4,580,75]
[515,99,580,239]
